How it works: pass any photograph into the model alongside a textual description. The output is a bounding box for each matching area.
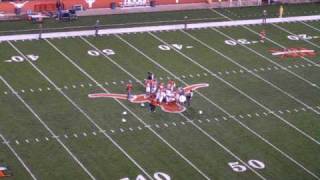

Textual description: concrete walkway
[0,14,319,42]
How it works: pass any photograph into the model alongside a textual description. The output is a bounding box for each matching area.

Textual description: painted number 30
[120,172,170,180]
[228,159,265,172]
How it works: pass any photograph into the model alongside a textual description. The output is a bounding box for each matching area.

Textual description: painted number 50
[228,160,265,172]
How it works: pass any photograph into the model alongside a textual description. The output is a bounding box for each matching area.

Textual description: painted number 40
[5,54,39,63]
[158,44,183,50]
[120,172,170,180]
[228,159,265,172]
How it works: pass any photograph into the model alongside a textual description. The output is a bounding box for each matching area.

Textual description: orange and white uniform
[260,30,266,43]
[167,80,176,91]
[145,79,152,94]
[156,83,166,103]
[151,80,158,94]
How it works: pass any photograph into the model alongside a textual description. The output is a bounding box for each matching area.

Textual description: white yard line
[211,9,320,84]
[0,62,316,97]
[149,32,320,145]
[0,75,96,180]
[7,105,319,145]
[300,21,320,33]
[116,33,320,180]
[8,40,154,180]
[0,133,37,180]
[272,23,320,49]
[0,17,226,35]
[209,9,320,68]
[182,28,320,116]
[83,34,266,180]
[47,38,209,180]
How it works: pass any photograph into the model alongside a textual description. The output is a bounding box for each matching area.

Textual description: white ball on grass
[198,110,203,115]
[140,103,145,107]
[121,118,127,122]
[122,111,127,115]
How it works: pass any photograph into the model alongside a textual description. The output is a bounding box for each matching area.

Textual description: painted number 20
[228,159,265,172]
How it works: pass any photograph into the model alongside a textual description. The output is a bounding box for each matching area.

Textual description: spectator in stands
[56,0,64,20]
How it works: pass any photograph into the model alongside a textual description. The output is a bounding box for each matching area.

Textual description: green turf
[0,5,319,180]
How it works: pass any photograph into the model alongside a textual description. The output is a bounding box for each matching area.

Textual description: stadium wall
[0,0,211,14]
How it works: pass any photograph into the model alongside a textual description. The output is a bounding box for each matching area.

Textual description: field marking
[83,35,265,180]
[116,34,270,180]
[150,32,320,145]
[0,75,96,180]
[0,134,37,180]
[47,38,208,180]
[78,37,211,180]
[301,21,320,33]
[87,34,267,180]
[181,28,320,116]
[210,9,320,84]
[1,62,315,96]
[272,23,320,49]
[25,40,155,180]
[119,32,320,179]
[0,17,227,35]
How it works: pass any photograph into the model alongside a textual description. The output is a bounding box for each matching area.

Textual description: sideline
[0,15,319,42]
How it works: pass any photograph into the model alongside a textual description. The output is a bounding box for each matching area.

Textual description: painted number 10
[228,159,265,172]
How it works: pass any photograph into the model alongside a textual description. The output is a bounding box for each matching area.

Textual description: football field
[0,7,319,180]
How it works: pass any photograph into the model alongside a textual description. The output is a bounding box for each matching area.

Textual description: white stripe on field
[0,75,96,180]
[119,32,320,179]
[0,134,37,180]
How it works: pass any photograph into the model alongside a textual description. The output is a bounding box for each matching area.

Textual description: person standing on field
[126,82,133,100]
[262,10,267,24]
[279,5,284,18]
[95,20,100,36]
[259,29,266,43]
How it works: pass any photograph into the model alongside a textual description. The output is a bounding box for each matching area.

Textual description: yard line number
[120,172,170,180]
[224,39,258,46]
[87,49,115,56]
[228,159,265,172]
[158,44,193,51]
[4,54,39,63]
[287,34,318,41]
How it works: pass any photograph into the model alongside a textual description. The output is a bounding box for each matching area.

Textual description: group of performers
[145,72,193,112]
[126,72,193,112]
